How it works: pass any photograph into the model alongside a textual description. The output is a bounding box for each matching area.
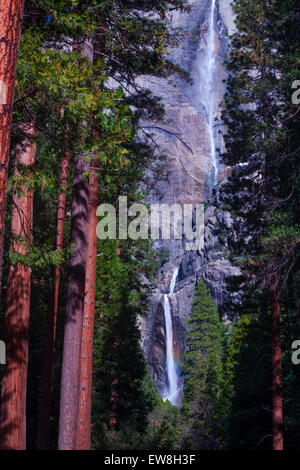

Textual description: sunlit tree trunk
[0,124,36,450]
[75,163,99,449]
[0,0,24,296]
[58,147,89,450]
[270,273,283,450]
[58,38,93,450]
[37,120,70,449]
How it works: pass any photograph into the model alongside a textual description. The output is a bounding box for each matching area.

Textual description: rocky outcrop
[142,186,242,397]
[141,0,240,400]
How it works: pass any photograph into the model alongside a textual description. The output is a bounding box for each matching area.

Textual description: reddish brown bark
[37,122,70,450]
[0,0,24,295]
[0,124,36,450]
[58,38,93,450]
[270,273,283,451]
[75,164,99,450]
[58,155,89,450]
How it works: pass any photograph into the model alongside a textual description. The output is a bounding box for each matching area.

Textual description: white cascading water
[160,0,220,407]
[208,0,218,185]
[200,0,218,185]
[163,267,179,405]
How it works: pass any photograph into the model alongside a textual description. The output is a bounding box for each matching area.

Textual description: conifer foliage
[182,279,224,449]
[221,0,300,450]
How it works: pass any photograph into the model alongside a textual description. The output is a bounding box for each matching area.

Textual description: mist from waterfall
[163,267,180,406]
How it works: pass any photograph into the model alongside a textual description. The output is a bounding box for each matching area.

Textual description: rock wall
[140,0,240,401]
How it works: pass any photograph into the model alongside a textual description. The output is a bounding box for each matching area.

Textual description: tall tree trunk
[0,0,24,296]
[0,124,36,450]
[37,121,70,449]
[75,163,99,449]
[58,152,89,450]
[58,38,93,450]
[270,273,283,450]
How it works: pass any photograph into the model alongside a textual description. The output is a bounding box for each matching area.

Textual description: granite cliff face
[140,0,239,402]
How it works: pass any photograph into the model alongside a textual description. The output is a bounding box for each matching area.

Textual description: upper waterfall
[198,0,218,186]
[207,0,218,184]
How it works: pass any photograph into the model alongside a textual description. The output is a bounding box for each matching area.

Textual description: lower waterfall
[163,267,180,405]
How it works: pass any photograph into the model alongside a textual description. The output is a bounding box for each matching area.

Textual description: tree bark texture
[0,123,36,450]
[0,0,24,296]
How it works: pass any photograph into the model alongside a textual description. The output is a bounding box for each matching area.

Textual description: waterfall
[207,0,218,184]
[142,0,235,410]
[198,0,218,186]
[163,267,179,405]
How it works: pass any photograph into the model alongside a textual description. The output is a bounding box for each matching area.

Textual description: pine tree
[0,0,189,450]
[182,279,224,449]
[91,237,156,449]
[37,116,71,450]
[58,37,94,451]
[220,0,300,450]
[223,300,273,450]
[0,123,36,450]
[56,0,188,450]
[75,149,99,450]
